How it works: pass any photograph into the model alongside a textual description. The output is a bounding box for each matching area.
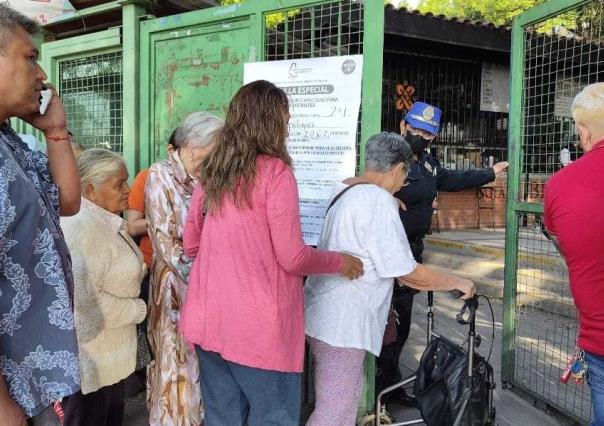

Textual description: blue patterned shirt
[0,126,80,417]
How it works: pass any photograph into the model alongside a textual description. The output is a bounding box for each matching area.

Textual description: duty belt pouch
[382,306,398,346]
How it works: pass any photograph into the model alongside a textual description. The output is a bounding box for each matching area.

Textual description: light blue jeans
[586,351,604,426]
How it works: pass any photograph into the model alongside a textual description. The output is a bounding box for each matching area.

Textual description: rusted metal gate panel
[139,0,384,414]
[139,0,383,170]
[140,16,252,164]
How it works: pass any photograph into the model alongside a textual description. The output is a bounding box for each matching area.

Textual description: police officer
[376,101,509,405]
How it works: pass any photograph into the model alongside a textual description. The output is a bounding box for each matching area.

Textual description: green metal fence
[40,5,142,176]
[261,1,374,410]
[264,1,365,167]
[503,0,604,423]
[59,51,124,152]
[139,0,382,170]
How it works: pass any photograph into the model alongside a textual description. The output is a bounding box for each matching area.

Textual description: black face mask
[404,132,432,154]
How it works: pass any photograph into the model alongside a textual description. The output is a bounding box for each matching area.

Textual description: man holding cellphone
[0,5,81,426]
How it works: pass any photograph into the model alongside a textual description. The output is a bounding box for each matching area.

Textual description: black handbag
[414,336,495,426]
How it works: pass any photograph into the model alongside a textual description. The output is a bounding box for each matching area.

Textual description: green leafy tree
[219,0,298,27]
[417,0,602,35]
[416,0,546,26]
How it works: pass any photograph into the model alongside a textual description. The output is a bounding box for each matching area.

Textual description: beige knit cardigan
[61,198,147,394]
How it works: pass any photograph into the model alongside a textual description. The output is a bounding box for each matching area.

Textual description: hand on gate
[492,161,509,176]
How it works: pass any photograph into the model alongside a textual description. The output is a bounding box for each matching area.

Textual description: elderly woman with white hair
[145,111,224,425]
[304,132,475,425]
[60,148,146,426]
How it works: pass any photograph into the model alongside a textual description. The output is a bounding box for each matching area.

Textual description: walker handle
[449,289,464,299]
[456,295,479,325]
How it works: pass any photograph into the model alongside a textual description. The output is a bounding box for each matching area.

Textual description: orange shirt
[129,169,153,266]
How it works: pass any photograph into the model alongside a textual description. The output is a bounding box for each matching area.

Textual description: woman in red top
[181,80,363,425]
[127,135,176,267]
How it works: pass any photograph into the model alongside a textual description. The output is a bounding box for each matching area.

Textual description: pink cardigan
[181,156,343,373]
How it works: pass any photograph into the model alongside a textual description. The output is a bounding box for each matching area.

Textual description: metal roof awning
[20,2,512,51]
[36,0,219,39]
[385,6,511,53]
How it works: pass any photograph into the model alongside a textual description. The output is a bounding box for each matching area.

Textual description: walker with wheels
[359,291,497,426]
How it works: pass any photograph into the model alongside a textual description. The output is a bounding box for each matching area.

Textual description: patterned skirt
[146,266,203,426]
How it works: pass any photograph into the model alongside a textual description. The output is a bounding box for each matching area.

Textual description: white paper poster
[554,76,585,118]
[4,0,76,25]
[244,55,363,245]
[480,63,510,113]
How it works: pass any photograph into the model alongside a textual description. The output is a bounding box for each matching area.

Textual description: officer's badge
[422,106,435,122]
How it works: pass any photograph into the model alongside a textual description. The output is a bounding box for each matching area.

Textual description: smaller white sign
[554,76,585,118]
[3,0,77,25]
[480,63,510,113]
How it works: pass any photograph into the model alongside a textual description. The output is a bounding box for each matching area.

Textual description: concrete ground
[122,378,147,426]
[387,291,578,426]
[121,230,587,425]
[429,229,508,250]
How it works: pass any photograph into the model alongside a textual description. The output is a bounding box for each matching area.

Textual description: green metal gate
[42,29,123,145]
[503,1,604,423]
[37,3,143,177]
[139,0,383,168]
[139,0,384,412]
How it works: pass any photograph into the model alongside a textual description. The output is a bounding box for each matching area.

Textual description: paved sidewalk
[426,228,557,258]
[122,300,578,426]
[429,229,507,250]
[123,230,582,425]
[388,291,577,426]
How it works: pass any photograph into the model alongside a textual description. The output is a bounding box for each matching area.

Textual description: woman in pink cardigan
[181,80,363,426]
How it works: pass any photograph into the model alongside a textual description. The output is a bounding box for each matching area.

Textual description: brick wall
[431,174,508,231]
[523,175,546,204]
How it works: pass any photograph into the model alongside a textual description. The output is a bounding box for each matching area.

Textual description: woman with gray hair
[145,111,223,425]
[304,132,475,425]
[60,148,146,425]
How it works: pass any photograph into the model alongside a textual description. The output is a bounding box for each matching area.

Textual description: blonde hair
[77,148,125,192]
[571,83,604,128]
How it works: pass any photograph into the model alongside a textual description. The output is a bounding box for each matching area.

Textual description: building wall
[432,174,507,230]
[430,173,548,231]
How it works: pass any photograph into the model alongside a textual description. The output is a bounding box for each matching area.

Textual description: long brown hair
[199,80,291,211]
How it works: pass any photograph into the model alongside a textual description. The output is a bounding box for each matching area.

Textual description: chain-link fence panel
[507,1,604,423]
[264,0,364,170]
[60,51,123,153]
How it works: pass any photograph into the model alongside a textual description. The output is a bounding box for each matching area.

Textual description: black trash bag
[414,336,494,426]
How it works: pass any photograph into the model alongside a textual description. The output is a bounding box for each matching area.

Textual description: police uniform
[375,102,497,399]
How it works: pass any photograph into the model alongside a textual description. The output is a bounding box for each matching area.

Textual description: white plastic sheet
[4,0,76,25]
